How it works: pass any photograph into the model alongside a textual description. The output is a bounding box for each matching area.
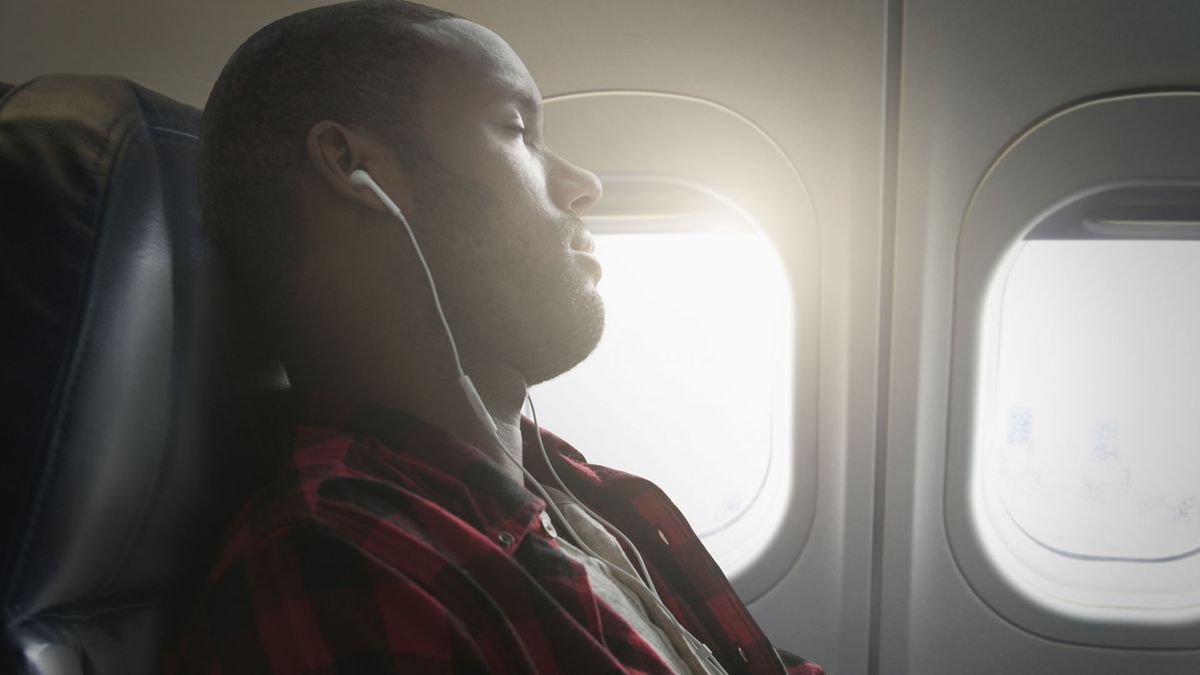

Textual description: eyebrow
[499,81,541,117]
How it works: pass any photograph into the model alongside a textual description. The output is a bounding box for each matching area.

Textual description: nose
[548,150,602,216]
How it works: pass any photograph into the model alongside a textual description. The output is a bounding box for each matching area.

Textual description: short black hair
[200,0,458,321]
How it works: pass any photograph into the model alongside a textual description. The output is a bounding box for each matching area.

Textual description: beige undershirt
[542,487,728,675]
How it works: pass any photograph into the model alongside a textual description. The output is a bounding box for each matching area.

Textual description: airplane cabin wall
[882,1,1200,673]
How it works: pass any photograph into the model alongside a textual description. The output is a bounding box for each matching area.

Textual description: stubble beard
[408,167,605,387]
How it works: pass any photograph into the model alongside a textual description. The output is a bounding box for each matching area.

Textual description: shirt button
[539,511,558,539]
[497,531,515,547]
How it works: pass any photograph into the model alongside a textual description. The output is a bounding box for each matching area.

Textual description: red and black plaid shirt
[169,391,824,674]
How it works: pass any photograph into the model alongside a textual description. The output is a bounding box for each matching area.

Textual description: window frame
[945,90,1200,648]
[542,90,819,601]
[534,176,794,576]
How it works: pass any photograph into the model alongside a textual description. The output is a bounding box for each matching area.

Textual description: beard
[406,162,605,386]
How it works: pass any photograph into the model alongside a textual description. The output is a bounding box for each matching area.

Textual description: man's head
[202,1,604,392]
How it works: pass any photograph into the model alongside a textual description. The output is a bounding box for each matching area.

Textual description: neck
[452,356,529,484]
[289,323,530,486]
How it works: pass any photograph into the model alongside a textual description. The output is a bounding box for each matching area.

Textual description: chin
[521,288,605,386]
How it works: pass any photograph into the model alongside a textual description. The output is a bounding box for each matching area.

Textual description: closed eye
[508,123,538,148]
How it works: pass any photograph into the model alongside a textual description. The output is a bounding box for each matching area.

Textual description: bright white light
[980,239,1200,613]
[532,231,790,570]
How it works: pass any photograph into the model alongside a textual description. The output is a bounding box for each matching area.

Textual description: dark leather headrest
[0,74,289,675]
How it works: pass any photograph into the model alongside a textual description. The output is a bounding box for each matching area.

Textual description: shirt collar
[296,389,549,549]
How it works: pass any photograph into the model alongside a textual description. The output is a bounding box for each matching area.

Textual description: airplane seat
[0,74,291,675]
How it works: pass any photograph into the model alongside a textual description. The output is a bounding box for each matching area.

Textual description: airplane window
[980,238,1200,610]
[532,226,790,574]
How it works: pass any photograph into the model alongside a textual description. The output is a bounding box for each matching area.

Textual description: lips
[568,230,601,280]
[573,249,602,281]
[569,230,596,254]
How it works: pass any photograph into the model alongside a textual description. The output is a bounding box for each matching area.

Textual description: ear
[306,120,407,214]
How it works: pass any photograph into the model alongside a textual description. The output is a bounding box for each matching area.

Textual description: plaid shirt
[169,391,824,675]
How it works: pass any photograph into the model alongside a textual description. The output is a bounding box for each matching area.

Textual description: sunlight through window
[980,239,1200,611]
[532,228,790,571]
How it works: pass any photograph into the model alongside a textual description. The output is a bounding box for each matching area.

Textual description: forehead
[416,18,541,113]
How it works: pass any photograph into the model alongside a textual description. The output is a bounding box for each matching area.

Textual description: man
[170,2,824,673]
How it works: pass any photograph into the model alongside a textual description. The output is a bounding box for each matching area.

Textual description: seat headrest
[1,74,289,675]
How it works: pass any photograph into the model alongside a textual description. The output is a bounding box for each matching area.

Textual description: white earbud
[349,169,406,220]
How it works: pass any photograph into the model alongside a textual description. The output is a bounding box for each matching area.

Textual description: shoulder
[171,522,492,675]
[207,429,440,581]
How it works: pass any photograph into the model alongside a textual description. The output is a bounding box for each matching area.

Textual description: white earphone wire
[354,168,724,669]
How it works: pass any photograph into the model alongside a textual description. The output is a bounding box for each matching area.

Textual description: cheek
[478,139,550,211]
